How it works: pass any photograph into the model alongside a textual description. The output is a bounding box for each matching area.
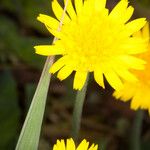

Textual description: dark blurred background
[0,0,150,149]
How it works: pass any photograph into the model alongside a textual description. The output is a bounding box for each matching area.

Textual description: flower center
[61,13,125,71]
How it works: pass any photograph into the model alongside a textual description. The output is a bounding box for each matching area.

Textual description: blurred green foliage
[0,71,19,149]
[0,0,54,68]
[0,15,45,68]
[137,0,150,7]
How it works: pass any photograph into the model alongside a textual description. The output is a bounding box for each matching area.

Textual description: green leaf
[71,75,89,140]
[16,56,54,150]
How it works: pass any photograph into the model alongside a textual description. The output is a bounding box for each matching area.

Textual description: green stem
[71,75,89,140]
[16,56,54,150]
[130,109,144,150]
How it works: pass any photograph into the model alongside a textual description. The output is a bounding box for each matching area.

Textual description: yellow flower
[35,0,147,90]
[53,139,98,150]
[113,23,150,112]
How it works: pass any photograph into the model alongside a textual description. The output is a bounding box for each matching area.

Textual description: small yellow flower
[35,0,147,90]
[113,23,150,112]
[53,139,98,150]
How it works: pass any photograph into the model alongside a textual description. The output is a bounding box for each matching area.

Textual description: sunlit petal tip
[130,101,138,110]
[49,69,53,74]
[49,67,56,74]
[52,0,57,4]
[73,85,82,91]
[34,46,37,49]
[73,71,87,91]
[35,45,62,56]
[49,67,58,74]
[57,65,73,80]
[88,144,96,150]
[113,93,121,100]
[75,0,83,15]
[37,13,42,19]
[34,46,44,55]
[52,0,70,23]
[37,14,45,22]
[96,78,105,89]
[142,22,150,40]
[57,76,63,81]
[93,145,98,150]
[94,70,105,89]
[101,84,105,89]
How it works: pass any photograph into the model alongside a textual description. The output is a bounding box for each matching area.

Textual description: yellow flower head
[113,23,150,112]
[53,139,98,150]
[35,0,147,90]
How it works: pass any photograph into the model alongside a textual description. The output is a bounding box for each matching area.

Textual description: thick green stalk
[130,109,144,150]
[71,75,89,140]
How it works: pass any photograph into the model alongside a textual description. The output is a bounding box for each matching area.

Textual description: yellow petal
[37,14,63,38]
[50,56,68,73]
[142,22,149,41]
[109,0,128,21]
[94,69,105,88]
[104,69,123,90]
[56,140,61,150]
[88,144,94,150]
[64,0,76,19]
[94,0,106,12]
[121,90,134,101]
[113,85,134,102]
[60,140,65,150]
[73,71,87,90]
[118,55,146,70]
[133,30,142,38]
[125,18,146,36]
[130,96,140,110]
[93,145,98,150]
[89,144,98,150]
[57,65,73,80]
[113,65,137,82]
[34,45,64,56]
[113,90,122,100]
[123,6,134,23]
[53,144,58,150]
[121,38,147,54]
[82,0,107,16]
[45,26,63,38]
[66,139,76,150]
[37,14,59,30]
[75,0,83,15]
[77,139,89,150]
[52,0,70,23]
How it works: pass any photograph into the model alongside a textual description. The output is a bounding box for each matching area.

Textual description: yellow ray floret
[35,0,147,90]
[113,23,150,113]
[53,138,98,150]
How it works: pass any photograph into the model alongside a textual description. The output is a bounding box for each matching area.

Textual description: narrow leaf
[16,56,54,150]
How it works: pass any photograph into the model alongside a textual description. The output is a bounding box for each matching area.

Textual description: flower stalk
[130,109,144,150]
[71,74,89,140]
